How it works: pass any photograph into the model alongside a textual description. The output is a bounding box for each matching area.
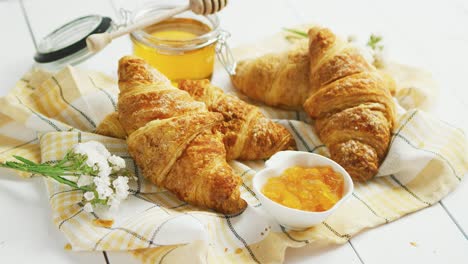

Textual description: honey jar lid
[34,15,113,68]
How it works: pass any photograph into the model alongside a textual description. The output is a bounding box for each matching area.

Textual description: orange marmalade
[261,166,344,212]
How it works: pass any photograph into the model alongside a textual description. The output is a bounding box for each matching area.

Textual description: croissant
[303,27,395,181]
[118,56,246,214]
[178,79,296,160]
[95,112,126,139]
[231,27,396,181]
[231,37,395,110]
[231,41,312,110]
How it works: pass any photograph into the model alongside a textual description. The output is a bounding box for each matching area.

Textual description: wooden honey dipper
[86,0,228,52]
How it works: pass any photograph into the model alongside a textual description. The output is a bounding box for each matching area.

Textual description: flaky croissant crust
[178,79,296,160]
[118,56,246,214]
[231,27,396,181]
[304,27,395,181]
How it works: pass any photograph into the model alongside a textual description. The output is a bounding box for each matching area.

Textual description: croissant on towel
[178,79,296,160]
[95,112,126,139]
[232,27,395,181]
[231,41,312,110]
[96,80,296,161]
[231,37,396,110]
[117,56,246,214]
[304,27,395,181]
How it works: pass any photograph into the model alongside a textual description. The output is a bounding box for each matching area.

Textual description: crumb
[64,243,72,250]
[224,248,228,252]
[261,232,264,236]
[410,242,418,247]
[93,219,114,228]
[235,248,242,254]
[264,228,268,231]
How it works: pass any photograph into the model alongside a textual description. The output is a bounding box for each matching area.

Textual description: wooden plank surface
[351,204,468,264]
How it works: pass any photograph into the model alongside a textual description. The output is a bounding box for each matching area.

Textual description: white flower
[112,176,129,200]
[83,191,95,201]
[73,141,111,176]
[108,155,126,171]
[83,202,93,213]
[74,141,111,158]
[77,175,93,187]
[97,161,112,178]
[94,175,113,199]
[72,141,131,214]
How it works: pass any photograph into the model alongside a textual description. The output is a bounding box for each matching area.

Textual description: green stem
[0,161,92,191]
[283,28,308,38]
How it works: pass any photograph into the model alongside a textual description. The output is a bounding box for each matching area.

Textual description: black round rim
[34,16,112,63]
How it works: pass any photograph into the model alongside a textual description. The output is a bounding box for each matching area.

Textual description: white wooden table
[0,0,467,263]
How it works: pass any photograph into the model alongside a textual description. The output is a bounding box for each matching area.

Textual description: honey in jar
[262,166,344,212]
[131,17,217,81]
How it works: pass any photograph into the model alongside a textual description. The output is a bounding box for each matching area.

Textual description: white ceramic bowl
[252,151,354,230]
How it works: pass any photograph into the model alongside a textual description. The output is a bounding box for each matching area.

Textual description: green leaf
[367,34,383,50]
[13,155,37,166]
[283,28,308,38]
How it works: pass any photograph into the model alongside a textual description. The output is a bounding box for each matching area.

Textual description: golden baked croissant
[231,41,312,110]
[118,56,246,214]
[231,27,395,181]
[178,79,296,160]
[231,37,396,110]
[95,112,126,139]
[96,79,296,161]
[303,27,395,181]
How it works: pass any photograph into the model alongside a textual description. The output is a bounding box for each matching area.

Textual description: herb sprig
[367,34,384,51]
[1,151,96,190]
[1,141,132,214]
[283,28,308,38]
[282,28,385,68]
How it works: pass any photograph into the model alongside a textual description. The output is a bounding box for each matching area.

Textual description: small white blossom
[108,155,126,171]
[97,162,112,178]
[94,175,113,199]
[77,175,93,187]
[72,141,132,214]
[113,176,129,200]
[74,141,111,176]
[83,202,93,213]
[83,191,95,201]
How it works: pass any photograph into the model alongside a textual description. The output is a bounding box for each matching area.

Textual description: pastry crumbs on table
[64,243,72,250]
[235,248,243,254]
[410,241,418,247]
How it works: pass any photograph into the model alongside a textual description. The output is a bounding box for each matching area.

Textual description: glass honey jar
[129,3,234,82]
